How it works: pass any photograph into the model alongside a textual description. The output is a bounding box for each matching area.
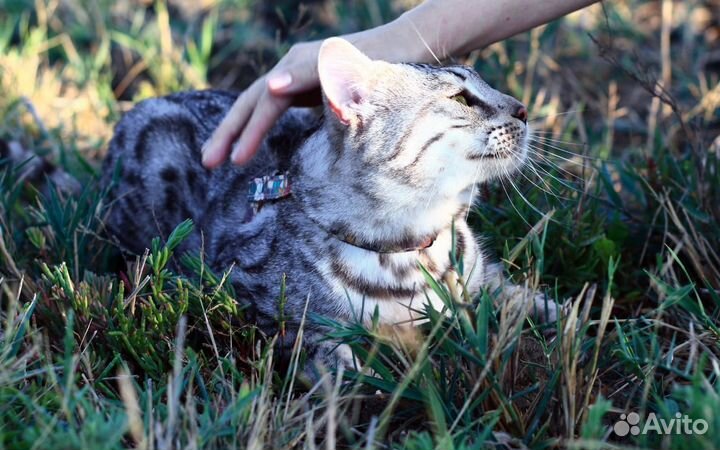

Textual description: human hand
[201,41,323,168]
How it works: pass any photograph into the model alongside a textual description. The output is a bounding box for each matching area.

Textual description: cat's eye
[451,94,468,106]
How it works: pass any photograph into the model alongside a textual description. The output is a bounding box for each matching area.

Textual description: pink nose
[512,105,528,123]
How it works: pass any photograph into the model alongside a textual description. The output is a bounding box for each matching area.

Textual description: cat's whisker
[528,155,618,212]
[531,129,586,136]
[529,145,602,169]
[526,146,584,186]
[407,17,442,65]
[505,169,550,219]
[423,165,443,210]
[504,157,543,223]
[528,143,583,172]
[528,136,583,155]
[526,159,572,194]
[519,160,575,203]
[498,171,534,229]
[510,153,560,205]
[500,150,557,207]
[503,148,587,229]
[465,163,483,221]
[528,142,598,163]
[532,148,594,174]
[528,109,583,123]
[529,139,594,158]
[527,144,588,181]
[531,160,586,192]
[527,158,584,194]
[528,138,603,163]
[529,135,588,148]
[486,143,560,226]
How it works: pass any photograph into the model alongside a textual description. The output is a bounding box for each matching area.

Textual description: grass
[1,0,719,448]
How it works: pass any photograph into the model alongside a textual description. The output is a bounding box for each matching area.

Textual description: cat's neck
[292,129,472,250]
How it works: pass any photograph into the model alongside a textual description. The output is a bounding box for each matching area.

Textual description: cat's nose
[511,105,528,124]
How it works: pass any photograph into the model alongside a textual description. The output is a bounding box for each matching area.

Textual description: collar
[248,172,437,253]
[308,215,438,254]
[331,231,436,253]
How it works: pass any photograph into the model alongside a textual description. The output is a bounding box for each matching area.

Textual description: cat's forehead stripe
[442,67,470,82]
[403,63,472,84]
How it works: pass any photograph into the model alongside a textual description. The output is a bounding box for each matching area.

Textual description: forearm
[349,0,601,64]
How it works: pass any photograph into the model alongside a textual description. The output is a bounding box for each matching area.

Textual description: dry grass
[0,0,719,448]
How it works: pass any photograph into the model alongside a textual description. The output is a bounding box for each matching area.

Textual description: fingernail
[230,141,242,162]
[267,72,292,91]
[201,140,211,163]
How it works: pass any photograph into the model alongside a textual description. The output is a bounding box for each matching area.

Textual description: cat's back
[103,89,320,177]
[102,90,232,169]
[101,89,320,254]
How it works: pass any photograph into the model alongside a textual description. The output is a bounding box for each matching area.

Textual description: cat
[101,37,557,370]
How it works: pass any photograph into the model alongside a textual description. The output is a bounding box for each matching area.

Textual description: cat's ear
[317,37,374,125]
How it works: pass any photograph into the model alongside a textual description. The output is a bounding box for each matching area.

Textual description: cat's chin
[455,157,524,184]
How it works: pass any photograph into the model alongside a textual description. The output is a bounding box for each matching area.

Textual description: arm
[201,0,599,168]
[391,0,600,60]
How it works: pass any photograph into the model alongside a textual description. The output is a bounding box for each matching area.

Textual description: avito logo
[613,412,708,437]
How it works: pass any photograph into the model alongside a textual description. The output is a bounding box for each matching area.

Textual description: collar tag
[247,172,292,203]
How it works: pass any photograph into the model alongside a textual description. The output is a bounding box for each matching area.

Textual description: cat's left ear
[318,37,374,125]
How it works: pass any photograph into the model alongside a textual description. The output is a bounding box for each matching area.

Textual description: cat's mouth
[467,149,513,160]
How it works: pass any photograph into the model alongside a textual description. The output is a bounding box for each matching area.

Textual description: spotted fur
[102,39,556,369]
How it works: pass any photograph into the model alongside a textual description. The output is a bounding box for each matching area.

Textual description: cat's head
[316,37,528,208]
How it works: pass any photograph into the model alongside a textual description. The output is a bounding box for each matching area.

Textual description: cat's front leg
[481,263,562,324]
[310,340,357,371]
[298,332,360,384]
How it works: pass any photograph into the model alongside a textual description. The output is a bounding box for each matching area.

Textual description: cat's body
[102,39,553,367]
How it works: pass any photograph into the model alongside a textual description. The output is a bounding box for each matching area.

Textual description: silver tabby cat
[102,38,556,369]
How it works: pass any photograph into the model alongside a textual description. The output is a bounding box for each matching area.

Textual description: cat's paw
[299,342,360,386]
[500,285,564,330]
[529,292,562,324]
[327,343,358,371]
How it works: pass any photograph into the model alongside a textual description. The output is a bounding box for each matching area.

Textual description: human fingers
[202,42,321,168]
[230,90,293,165]
[201,80,263,168]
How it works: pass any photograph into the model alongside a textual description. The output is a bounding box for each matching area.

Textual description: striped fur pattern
[102,39,554,369]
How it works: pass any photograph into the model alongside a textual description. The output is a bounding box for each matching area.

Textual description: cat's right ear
[317,37,374,125]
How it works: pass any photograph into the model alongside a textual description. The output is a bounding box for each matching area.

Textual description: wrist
[343,14,431,64]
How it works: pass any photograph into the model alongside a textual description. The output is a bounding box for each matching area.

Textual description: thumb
[266,63,318,97]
